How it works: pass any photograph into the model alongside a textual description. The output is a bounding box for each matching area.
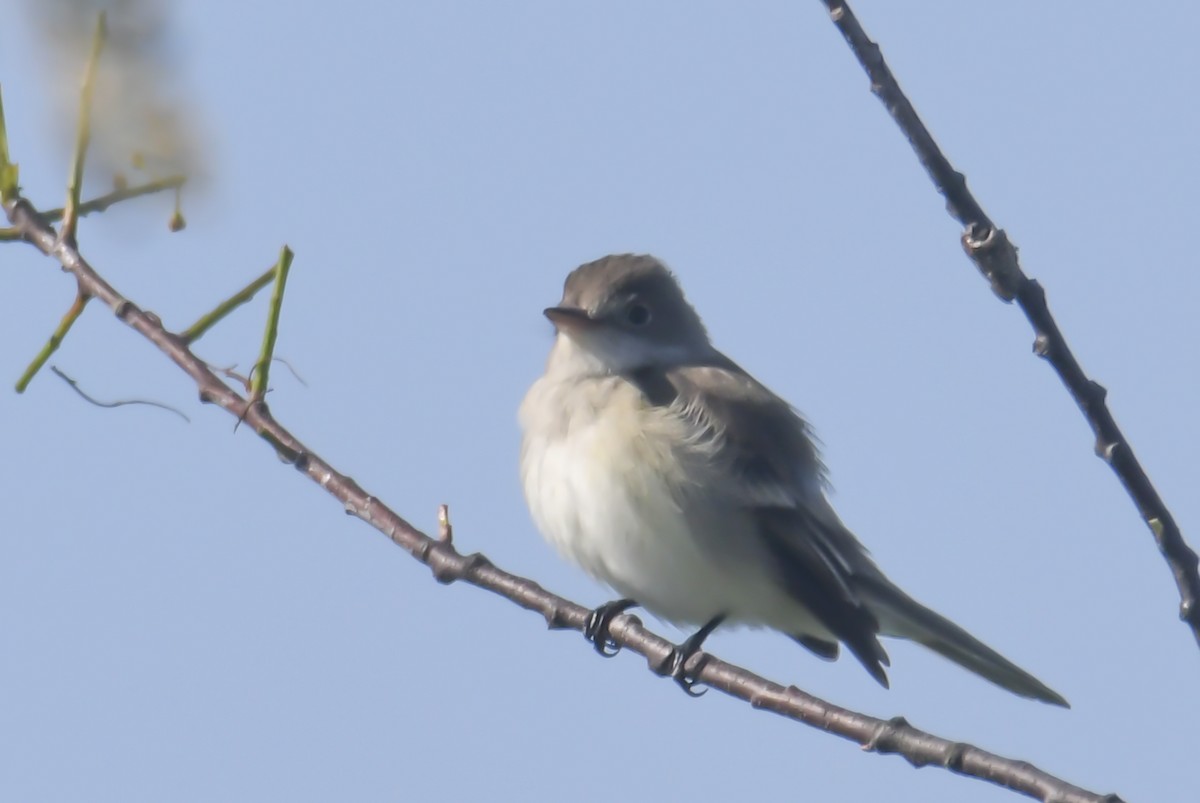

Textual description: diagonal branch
[820,0,1200,649]
[4,194,1121,803]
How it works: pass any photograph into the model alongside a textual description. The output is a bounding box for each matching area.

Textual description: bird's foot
[583,598,638,657]
[654,615,725,697]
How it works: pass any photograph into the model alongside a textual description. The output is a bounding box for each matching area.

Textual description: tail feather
[859,577,1069,708]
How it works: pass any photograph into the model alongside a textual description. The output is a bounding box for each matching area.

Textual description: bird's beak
[543,306,597,332]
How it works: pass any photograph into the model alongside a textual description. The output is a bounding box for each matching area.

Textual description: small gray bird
[519,254,1066,706]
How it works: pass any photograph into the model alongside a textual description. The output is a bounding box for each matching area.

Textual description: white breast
[519,370,808,630]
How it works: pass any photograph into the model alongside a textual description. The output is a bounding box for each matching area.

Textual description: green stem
[15,290,90,393]
[180,263,278,345]
[0,84,18,202]
[61,12,107,244]
[0,176,186,242]
[250,245,294,400]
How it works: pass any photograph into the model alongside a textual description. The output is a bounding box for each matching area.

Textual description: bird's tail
[859,577,1069,707]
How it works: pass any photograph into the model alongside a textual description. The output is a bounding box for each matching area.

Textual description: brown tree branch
[4,193,1121,803]
[820,0,1200,649]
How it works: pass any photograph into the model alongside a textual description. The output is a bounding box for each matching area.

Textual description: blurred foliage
[21,0,206,187]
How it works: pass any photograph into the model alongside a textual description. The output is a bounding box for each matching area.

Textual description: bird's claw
[655,614,724,696]
[656,648,712,697]
[583,598,638,657]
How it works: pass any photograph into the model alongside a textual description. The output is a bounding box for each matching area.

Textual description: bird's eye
[625,303,652,326]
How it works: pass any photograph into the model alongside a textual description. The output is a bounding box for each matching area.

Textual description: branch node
[1095,439,1119,463]
[941,742,968,772]
[343,499,365,519]
[461,552,493,575]
[961,223,1021,302]
[1032,332,1051,358]
[1083,380,1108,409]
[430,551,491,586]
[111,297,136,319]
[430,555,458,585]
[312,466,334,489]
[543,601,575,630]
[862,715,910,754]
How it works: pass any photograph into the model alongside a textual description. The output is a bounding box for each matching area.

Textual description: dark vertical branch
[820,0,1200,648]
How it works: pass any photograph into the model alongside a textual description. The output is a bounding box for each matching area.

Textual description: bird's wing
[630,356,891,684]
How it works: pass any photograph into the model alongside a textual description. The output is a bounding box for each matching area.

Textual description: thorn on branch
[437,504,454,544]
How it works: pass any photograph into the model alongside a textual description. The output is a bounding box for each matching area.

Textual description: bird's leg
[583,598,639,656]
[656,614,726,697]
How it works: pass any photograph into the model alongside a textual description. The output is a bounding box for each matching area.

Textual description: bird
[518,253,1067,706]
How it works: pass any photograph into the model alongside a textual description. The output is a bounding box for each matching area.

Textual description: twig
[3,193,1122,803]
[168,183,186,232]
[249,245,294,402]
[15,287,90,392]
[820,0,1200,649]
[60,12,107,245]
[180,263,278,344]
[50,366,189,422]
[438,504,453,544]
[0,86,16,203]
[0,176,187,242]
[215,364,252,392]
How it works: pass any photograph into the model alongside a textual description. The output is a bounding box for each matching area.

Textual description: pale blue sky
[2,3,1197,802]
